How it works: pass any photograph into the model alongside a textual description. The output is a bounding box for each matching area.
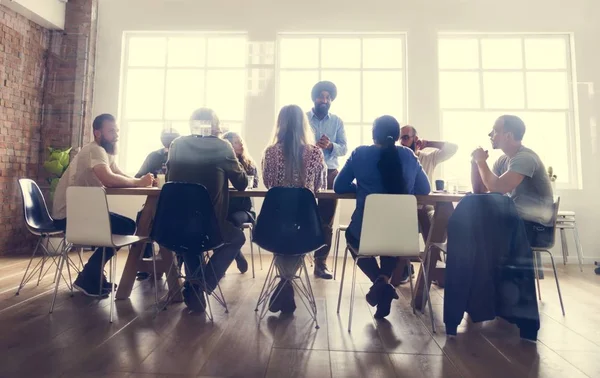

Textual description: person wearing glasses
[306,81,348,280]
[392,125,458,286]
[471,115,553,241]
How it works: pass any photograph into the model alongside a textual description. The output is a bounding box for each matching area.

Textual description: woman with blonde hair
[223,131,258,273]
[262,104,326,314]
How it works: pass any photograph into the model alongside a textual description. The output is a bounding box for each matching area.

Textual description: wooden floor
[0,247,599,378]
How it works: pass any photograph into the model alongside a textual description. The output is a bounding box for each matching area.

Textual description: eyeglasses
[400,135,412,141]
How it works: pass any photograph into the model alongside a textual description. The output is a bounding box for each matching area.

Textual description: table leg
[413,202,454,311]
[116,196,156,300]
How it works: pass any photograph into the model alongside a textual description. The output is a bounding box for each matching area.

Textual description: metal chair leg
[532,249,542,300]
[333,228,341,280]
[16,238,43,295]
[337,246,349,314]
[573,223,584,272]
[49,245,67,313]
[348,257,359,332]
[420,257,436,333]
[543,250,565,316]
[407,258,416,315]
[109,252,117,323]
[559,228,568,265]
[249,228,256,279]
[152,243,159,309]
[255,258,277,311]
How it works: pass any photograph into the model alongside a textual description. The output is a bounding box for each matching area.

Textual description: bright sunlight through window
[119,33,248,173]
[277,34,407,166]
[438,34,578,189]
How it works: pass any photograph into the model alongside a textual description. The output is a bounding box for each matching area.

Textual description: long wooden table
[106,187,463,310]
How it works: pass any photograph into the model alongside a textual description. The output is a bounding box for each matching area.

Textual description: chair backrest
[18,178,54,232]
[66,186,114,247]
[151,182,223,255]
[253,187,325,255]
[358,194,420,257]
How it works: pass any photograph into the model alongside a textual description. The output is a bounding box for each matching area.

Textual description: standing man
[307,81,347,279]
[52,114,154,297]
[391,125,459,286]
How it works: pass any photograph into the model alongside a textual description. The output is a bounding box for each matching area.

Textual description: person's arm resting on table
[472,148,528,194]
[333,151,356,193]
[93,164,152,188]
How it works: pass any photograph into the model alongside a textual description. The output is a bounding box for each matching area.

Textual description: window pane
[439,72,480,109]
[165,69,204,119]
[483,72,525,109]
[526,72,569,109]
[128,37,166,67]
[441,111,503,187]
[220,121,243,136]
[438,38,479,69]
[363,71,404,122]
[125,69,165,119]
[517,112,569,183]
[342,124,362,167]
[206,69,246,120]
[524,38,567,69]
[279,38,319,68]
[321,71,361,122]
[278,71,319,110]
[124,122,164,173]
[481,38,523,69]
[167,37,205,67]
[171,121,190,136]
[206,37,247,67]
[321,38,361,68]
[362,124,373,145]
[363,38,403,68]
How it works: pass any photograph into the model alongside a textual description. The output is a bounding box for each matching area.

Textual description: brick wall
[0,4,49,255]
[0,0,97,255]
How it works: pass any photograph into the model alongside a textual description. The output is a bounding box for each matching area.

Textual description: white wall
[0,0,65,29]
[95,0,600,261]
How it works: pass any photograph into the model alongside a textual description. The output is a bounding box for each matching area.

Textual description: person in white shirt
[52,114,154,297]
[391,125,458,286]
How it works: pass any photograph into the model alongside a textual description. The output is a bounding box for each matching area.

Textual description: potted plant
[547,166,557,191]
[43,147,72,200]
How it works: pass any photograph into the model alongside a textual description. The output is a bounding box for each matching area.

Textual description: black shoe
[102,273,117,290]
[73,273,109,297]
[269,280,286,313]
[314,262,333,280]
[374,285,399,319]
[366,277,387,307]
[235,253,249,274]
[280,281,296,314]
[397,264,415,285]
[182,282,206,312]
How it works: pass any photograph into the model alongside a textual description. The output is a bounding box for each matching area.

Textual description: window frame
[118,31,249,173]
[275,32,409,157]
[437,32,580,189]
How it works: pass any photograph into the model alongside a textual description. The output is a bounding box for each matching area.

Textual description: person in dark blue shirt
[334,115,430,319]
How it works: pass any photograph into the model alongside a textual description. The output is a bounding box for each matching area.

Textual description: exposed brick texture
[0,0,97,255]
[0,4,50,255]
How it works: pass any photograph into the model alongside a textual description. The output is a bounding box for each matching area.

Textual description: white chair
[241,222,262,278]
[556,210,584,271]
[50,187,149,323]
[331,203,348,280]
[336,194,435,332]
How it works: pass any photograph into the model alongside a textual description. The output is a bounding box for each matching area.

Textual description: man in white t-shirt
[391,125,458,286]
[52,114,154,297]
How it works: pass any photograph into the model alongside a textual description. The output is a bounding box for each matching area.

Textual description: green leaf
[43,160,64,176]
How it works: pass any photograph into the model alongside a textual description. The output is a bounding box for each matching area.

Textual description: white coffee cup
[156,174,166,188]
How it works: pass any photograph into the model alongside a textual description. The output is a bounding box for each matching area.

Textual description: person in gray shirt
[471,115,554,248]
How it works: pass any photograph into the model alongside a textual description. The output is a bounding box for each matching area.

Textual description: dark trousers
[346,230,399,283]
[315,169,338,262]
[228,211,255,228]
[182,226,245,293]
[54,213,136,279]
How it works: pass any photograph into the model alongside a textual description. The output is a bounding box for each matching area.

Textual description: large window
[438,34,578,188]
[277,34,407,163]
[119,33,248,173]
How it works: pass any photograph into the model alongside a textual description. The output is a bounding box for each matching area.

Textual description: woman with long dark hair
[333,115,430,319]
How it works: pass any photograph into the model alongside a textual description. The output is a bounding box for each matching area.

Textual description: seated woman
[223,131,259,274]
[262,104,326,314]
[334,115,430,319]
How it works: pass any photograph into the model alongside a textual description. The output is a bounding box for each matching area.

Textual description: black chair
[16,178,77,295]
[150,182,227,320]
[253,187,325,328]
